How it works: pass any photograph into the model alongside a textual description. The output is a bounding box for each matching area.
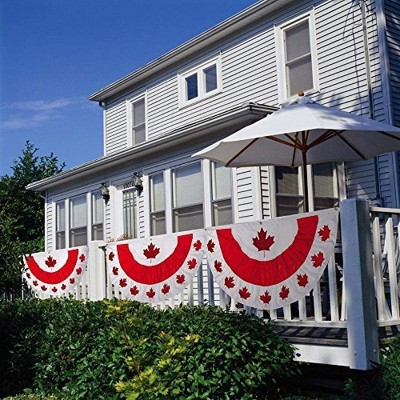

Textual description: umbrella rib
[378,131,400,141]
[266,136,297,148]
[226,138,259,166]
[337,133,367,160]
[308,130,344,149]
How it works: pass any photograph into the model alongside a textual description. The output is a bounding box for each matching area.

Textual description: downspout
[360,0,383,205]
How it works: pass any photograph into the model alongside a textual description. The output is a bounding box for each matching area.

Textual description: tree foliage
[0,141,65,295]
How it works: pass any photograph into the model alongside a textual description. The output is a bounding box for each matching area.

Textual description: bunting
[23,247,88,297]
[205,209,338,309]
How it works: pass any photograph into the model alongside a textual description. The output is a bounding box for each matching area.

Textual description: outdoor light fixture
[100,182,110,205]
[133,172,143,194]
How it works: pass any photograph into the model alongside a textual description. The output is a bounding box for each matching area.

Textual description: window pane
[56,201,65,231]
[173,204,203,232]
[313,163,335,197]
[186,73,198,100]
[92,224,103,241]
[287,55,313,96]
[276,195,304,216]
[92,193,104,225]
[212,199,232,226]
[151,173,165,212]
[314,197,339,210]
[275,166,300,194]
[123,190,136,238]
[213,163,231,200]
[133,98,145,125]
[56,232,65,250]
[70,195,87,229]
[285,20,310,62]
[204,64,217,93]
[150,212,166,235]
[133,124,146,145]
[70,227,87,247]
[174,163,203,207]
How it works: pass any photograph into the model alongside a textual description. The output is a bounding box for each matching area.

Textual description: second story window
[211,162,233,226]
[173,162,203,232]
[179,58,221,106]
[70,195,87,246]
[150,173,166,235]
[129,97,146,146]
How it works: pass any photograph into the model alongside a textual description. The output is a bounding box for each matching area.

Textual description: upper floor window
[211,162,233,226]
[70,195,87,247]
[173,162,203,232]
[150,173,166,236]
[128,97,146,146]
[277,13,318,100]
[179,58,221,107]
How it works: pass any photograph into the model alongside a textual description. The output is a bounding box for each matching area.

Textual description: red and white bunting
[106,230,206,303]
[205,209,339,309]
[23,247,88,297]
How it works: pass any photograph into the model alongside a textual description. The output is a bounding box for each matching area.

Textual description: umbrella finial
[298,90,305,97]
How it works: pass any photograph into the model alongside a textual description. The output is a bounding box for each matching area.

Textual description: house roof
[27,102,276,191]
[89,0,294,103]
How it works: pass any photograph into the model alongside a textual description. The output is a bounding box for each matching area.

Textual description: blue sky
[0,0,259,176]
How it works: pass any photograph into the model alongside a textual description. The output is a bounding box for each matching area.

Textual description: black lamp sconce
[133,172,143,195]
[100,182,110,204]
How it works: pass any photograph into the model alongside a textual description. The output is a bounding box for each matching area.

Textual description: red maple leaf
[69,278,75,284]
[260,291,272,304]
[41,285,47,291]
[33,281,38,286]
[112,267,119,276]
[239,287,251,300]
[224,276,235,289]
[130,286,139,296]
[143,243,160,259]
[162,284,170,295]
[193,240,202,251]
[207,240,215,253]
[26,273,31,279]
[187,258,197,270]
[146,288,155,298]
[252,228,275,252]
[108,252,115,261]
[61,284,67,290]
[214,260,223,272]
[279,286,290,300]
[120,278,127,288]
[76,267,83,275]
[176,274,185,284]
[311,252,325,268]
[297,274,309,287]
[52,287,58,293]
[79,254,86,262]
[45,256,57,268]
[318,225,331,242]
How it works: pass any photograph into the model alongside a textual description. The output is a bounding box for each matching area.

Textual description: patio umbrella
[193,95,400,211]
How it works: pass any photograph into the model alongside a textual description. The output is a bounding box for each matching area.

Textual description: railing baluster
[386,218,399,319]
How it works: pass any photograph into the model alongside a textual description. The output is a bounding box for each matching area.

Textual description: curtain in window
[205,209,338,309]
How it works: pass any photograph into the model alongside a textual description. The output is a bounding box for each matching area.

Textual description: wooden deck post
[340,199,379,370]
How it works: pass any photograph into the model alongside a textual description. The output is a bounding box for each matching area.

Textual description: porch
[36,199,400,370]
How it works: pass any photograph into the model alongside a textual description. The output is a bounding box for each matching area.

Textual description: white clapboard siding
[45,201,53,251]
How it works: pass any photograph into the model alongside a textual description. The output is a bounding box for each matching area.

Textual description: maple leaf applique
[279,286,290,300]
[318,225,331,242]
[79,254,86,262]
[252,228,275,254]
[260,291,272,304]
[52,287,58,293]
[61,284,67,290]
[239,287,251,300]
[297,273,309,287]
[41,285,47,291]
[162,284,170,295]
[112,267,119,276]
[130,286,139,296]
[143,243,160,260]
[33,281,38,286]
[119,278,127,288]
[26,273,31,279]
[69,278,75,284]
[224,276,235,289]
[193,240,202,251]
[108,252,115,261]
[214,261,223,273]
[311,252,325,268]
[76,267,83,275]
[176,274,185,284]
[187,258,197,270]
[146,288,156,298]
[207,240,215,253]
[45,256,57,268]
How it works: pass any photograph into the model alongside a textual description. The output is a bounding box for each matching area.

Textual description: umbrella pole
[302,151,310,212]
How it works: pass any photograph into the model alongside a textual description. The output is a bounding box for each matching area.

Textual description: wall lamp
[100,182,110,204]
[133,172,143,195]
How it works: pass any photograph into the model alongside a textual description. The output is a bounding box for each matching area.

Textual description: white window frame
[178,56,222,108]
[275,11,319,103]
[126,94,147,147]
[149,172,166,236]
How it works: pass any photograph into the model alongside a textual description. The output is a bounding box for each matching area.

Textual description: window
[150,173,166,235]
[277,14,317,99]
[129,97,146,146]
[173,163,203,232]
[91,193,104,240]
[56,201,66,249]
[274,163,339,216]
[180,58,221,106]
[122,189,137,239]
[70,195,87,246]
[211,162,233,226]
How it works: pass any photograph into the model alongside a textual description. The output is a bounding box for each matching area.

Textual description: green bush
[0,299,298,399]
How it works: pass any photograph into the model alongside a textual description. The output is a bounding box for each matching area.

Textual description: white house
[26,0,400,369]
